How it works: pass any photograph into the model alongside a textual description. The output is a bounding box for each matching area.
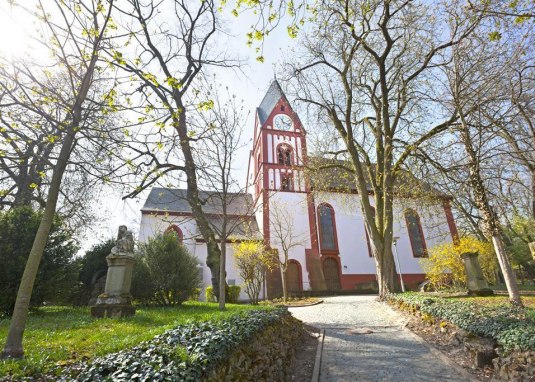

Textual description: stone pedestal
[461,252,493,296]
[528,242,535,261]
[91,225,136,318]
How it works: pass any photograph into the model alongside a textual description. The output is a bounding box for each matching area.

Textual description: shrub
[206,286,216,302]
[189,288,201,302]
[232,241,276,304]
[132,232,202,306]
[205,285,241,303]
[421,236,498,290]
[389,293,535,354]
[0,207,79,316]
[69,308,301,382]
[74,239,115,305]
[227,285,241,303]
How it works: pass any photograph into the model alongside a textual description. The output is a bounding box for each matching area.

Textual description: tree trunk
[280,265,288,303]
[458,113,522,306]
[173,102,221,298]
[218,236,226,310]
[375,245,398,299]
[531,169,535,220]
[491,235,522,305]
[1,132,75,359]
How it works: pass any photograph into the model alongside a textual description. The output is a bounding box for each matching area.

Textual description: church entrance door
[286,261,301,292]
[323,257,341,291]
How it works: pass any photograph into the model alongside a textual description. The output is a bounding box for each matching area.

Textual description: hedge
[388,293,535,354]
[64,308,301,381]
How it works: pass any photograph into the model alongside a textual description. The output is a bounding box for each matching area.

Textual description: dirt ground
[401,312,496,381]
[287,325,320,382]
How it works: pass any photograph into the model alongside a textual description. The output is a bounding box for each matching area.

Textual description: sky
[0,1,299,251]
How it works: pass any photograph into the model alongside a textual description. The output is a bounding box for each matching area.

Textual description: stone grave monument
[461,252,493,296]
[91,225,136,317]
[529,242,535,261]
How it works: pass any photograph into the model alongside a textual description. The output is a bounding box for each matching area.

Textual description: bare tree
[269,195,307,302]
[193,81,253,310]
[1,0,116,358]
[439,19,529,304]
[283,0,479,298]
[113,0,240,298]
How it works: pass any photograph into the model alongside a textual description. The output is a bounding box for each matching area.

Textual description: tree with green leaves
[1,0,116,359]
[112,0,241,300]
[282,0,480,298]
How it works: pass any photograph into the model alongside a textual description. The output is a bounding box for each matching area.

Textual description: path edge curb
[285,299,324,308]
[311,329,325,382]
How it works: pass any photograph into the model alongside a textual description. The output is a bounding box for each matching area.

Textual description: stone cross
[90,225,137,318]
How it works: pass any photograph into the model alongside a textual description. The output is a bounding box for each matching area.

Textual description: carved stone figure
[111,225,135,254]
[90,225,137,318]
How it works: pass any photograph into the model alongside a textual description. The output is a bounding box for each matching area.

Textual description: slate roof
[141,188,255,216]
[257,80,285,125]
[142,188,261,239]
[307,157,448,199]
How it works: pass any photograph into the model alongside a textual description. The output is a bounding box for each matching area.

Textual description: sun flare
[0,6,32,59]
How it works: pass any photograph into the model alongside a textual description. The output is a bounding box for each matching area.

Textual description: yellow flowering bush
[421,236,498,290]
[232,241,276,304]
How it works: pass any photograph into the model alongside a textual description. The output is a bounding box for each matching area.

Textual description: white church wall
[139,214,197,245]
[268,191,312,290]
[139,212,262,302]
[313,192,454,276]
[267,133,273,163]
[314,192,378,274]
[191,243,255,301]
[392,201,452,274]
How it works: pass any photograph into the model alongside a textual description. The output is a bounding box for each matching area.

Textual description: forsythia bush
[232,241,276,304]
[421,236,498,290]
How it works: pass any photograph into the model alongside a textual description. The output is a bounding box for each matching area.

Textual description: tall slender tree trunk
[531,169,535,219]
[458,113,522,306]
[280,262,288,303]
[0,23,106,354]
[1,132,75,358]
[172,101,221,298]
[218,235,226,310]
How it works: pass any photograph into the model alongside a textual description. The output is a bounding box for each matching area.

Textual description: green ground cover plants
[71,308,297,382]
[389,293,535,354]
[0,302,264,378]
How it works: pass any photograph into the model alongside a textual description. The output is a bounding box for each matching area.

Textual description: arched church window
[318,203,338,253]
[165,224,183,243]
[277,144,292,166]
[405,209,427,258]
[365,206,376,257]
[280,173,294,191]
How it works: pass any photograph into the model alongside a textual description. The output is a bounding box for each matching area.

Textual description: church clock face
[274,114,293,131]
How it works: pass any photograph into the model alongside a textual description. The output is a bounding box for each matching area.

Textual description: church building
[139,81,458,299]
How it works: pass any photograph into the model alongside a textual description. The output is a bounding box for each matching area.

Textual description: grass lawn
[0,302,264,378]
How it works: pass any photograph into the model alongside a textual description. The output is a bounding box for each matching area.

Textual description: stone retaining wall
[205,314,305,381]
[388,297,535,382]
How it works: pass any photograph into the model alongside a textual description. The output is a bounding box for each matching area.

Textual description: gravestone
[529,242,535,261]
[461,252,493,296]
[90,226,136,317]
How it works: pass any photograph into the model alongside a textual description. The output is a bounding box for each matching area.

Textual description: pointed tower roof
[256,80,287,125]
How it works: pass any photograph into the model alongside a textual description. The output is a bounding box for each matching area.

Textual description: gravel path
[289,295,472,382]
